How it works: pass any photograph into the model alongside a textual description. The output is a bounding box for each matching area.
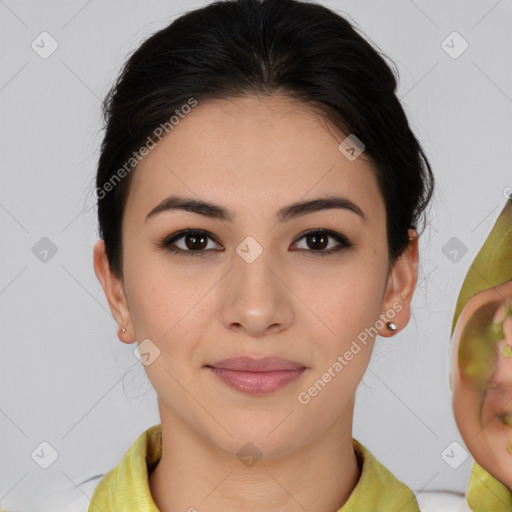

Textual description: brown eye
[160,230,222,258]
[182,232,208,251]
[291,229,352,256]
[305,232,329,250]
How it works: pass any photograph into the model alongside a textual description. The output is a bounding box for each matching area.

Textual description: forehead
[125,95,385,225]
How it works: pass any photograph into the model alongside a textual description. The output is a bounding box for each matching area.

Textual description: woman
[90,0,434,510]
[450,197,512,511]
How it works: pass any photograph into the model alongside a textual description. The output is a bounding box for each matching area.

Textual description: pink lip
[206,357,307,395]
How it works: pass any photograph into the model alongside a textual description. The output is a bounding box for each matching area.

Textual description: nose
[220,244,293,337]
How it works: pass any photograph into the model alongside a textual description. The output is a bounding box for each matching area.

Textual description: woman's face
[451,279,512,490]
[94,95,418,458]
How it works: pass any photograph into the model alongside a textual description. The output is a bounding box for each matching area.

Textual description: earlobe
[93,239,135,344]
[379,229,419,338]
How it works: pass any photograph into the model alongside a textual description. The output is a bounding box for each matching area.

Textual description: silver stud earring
[386,322,397,331]
[121,327,126,334]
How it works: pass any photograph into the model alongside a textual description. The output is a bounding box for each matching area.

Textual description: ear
[378,228,419,338]
[93,239,135,344]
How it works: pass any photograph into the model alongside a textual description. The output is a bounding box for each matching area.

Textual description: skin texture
[451,279,512,492]
[93,95,419,512]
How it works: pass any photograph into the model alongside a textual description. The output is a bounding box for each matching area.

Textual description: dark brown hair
[95,0,434,277]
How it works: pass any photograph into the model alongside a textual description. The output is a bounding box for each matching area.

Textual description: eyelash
[158,228,353,258]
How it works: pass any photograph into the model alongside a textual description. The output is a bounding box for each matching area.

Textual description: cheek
[122,236,211,336]
[294,254,388,397]
[127,275,213,348]
[125,267,214,395]
[311,252,388,345]
[327,277,384,329]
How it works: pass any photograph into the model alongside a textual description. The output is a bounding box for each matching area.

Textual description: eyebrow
[145,195,367,224]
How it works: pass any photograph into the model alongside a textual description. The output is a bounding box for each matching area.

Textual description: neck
[149,403,361,512]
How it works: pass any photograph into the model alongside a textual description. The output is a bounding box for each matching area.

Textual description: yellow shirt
[89,424,420,511]
[466,461,512,512]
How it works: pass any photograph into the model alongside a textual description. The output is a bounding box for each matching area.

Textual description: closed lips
[206,357,307,372]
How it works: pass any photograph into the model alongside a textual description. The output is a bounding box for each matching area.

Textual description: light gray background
[1,1,511,510]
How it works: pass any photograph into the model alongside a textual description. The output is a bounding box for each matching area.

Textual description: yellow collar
[89,424,419,511]
[466,461,512,511]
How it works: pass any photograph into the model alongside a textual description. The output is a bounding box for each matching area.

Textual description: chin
[207,417,309,462]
